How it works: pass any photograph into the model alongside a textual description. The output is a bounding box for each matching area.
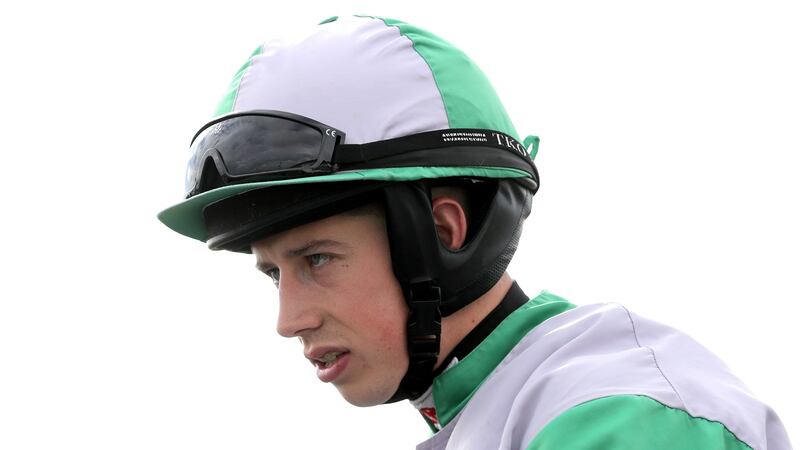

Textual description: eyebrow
[255,239,350,272]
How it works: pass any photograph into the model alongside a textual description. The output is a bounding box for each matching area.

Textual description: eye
[264,267,280,287]
[308,253,331,268]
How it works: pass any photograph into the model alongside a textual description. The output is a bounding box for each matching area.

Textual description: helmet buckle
[406,280,442,360]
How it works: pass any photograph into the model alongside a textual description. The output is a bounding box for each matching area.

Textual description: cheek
[375,316,407,353]
[365,314,409,392]
[374,303,410,373]
[338,242,409,358]
[352,287,408,359]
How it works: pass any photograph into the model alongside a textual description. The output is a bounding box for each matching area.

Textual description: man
[158,15,792,449]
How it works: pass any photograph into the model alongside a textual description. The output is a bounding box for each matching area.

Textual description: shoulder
[453,301,789,450]
[526,394,753,450]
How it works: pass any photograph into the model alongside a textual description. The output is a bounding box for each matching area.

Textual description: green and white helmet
[158,14,540,401]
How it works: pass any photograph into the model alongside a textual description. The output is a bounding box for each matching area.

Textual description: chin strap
[382,182,444,403]
[387,280,442,402]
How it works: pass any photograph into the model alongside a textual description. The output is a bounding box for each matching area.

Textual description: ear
[431,196,468,250]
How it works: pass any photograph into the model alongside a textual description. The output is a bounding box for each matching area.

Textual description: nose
[275,271,323,338]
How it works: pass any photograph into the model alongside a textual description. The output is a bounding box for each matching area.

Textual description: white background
[1,1,797,448]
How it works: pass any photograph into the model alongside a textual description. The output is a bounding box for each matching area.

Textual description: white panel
[233,15,449,144]
[632,310,792,450]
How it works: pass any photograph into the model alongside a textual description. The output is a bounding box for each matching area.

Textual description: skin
[251,193,512,406]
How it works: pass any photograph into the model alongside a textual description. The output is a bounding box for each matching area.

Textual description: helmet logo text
[491,132,528,157]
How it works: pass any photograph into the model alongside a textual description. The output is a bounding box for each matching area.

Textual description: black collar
[432,281,529,378]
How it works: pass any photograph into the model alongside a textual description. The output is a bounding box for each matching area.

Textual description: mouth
[307,350,351,383]
[314,351,347,368]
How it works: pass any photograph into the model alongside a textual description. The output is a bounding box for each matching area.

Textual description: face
[251,209,409,406]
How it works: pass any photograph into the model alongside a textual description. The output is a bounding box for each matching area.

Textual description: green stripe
[527,395,753,450]
[360,15,521,141]
[213,44,263,117]
[433,292,576,427]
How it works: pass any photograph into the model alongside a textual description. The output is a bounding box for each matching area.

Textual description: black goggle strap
[334,128,534,172]
[382,182,443,403]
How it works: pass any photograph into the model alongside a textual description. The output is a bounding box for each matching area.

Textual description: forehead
[250,208,385,258]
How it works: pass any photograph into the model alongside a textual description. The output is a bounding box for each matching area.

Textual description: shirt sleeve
[526,395,753,450]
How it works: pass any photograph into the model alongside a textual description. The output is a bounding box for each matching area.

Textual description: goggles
[184,109,538,198]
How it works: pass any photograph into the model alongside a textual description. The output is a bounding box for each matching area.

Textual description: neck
[435,273,513,370]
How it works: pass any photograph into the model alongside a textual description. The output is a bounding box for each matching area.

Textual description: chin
[336,384,394,407]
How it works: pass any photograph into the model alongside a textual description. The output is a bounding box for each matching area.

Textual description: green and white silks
[413,293,792,449]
